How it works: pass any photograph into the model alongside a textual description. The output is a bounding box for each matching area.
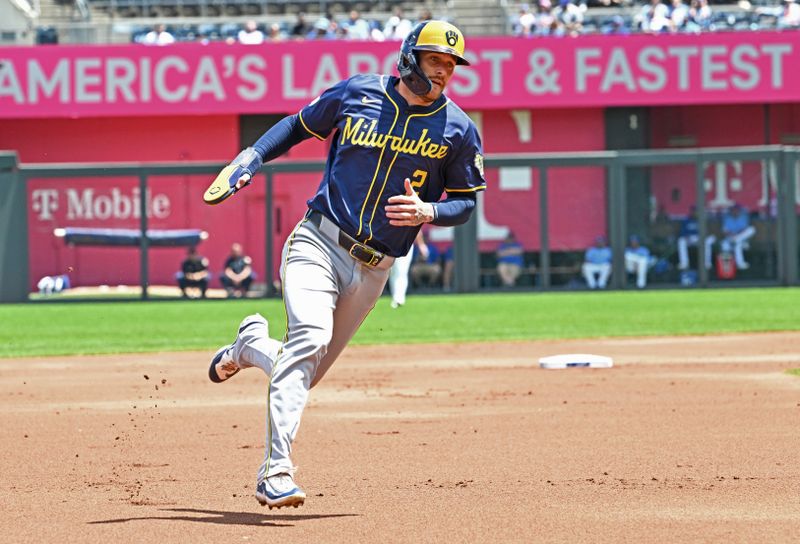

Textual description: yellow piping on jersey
[365,99,450,244]
[299,110,326,141]
[356,76,400,237]
[445,185,486,192]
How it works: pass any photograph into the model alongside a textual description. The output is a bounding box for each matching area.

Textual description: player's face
[418,51,457,101]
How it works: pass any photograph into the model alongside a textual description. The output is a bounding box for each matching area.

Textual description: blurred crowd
[133,0,800,46]
[34,0,800,46]
[511,0,800,37]
[135,7,432,45]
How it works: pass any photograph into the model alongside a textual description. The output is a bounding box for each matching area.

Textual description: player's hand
[235,173,251,190]
[385,179,434,226]
[203,147,261,205]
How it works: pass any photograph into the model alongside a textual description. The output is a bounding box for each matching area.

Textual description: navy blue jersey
[224,254,252,275]
[298,74,486,257]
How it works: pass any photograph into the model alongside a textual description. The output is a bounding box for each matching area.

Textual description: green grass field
[2,287,798,358]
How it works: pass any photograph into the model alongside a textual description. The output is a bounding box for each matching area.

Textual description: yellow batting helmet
[398,20,469,95]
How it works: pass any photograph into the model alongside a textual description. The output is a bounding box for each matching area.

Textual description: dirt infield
[2,332,799,543]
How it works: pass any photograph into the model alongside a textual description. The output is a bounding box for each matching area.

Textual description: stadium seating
[21,0,800,48]
[89,0,425,20]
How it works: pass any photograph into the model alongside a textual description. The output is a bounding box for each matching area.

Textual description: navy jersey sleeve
[442,123,486,194]
[297,78,350,141]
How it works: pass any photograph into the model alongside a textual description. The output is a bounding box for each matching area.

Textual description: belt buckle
[349,242,381,267]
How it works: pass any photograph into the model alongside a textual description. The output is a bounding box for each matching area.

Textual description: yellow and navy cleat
[208,344,239,383]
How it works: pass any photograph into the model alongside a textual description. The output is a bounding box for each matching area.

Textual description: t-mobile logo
[31,189,59,221]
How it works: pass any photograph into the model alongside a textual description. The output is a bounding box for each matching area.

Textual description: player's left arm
[430,122,486,227]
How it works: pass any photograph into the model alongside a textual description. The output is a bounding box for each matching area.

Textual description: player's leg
[509,263,521,285]
[442,259,454,291]
[176,274,187,297]
[389,250,413,307]
[497,262,512,286]
[582,263,597,289]
[220,275,235,298]
[704,235,716,269]
[38,276,54,295]
[255,220,340,507]
[677,236,691,270]
[731,226,755,268]
[631,255,647,288]
[310,261,390,388]
[209,312,281,382]
[232,313,281,373]
[624,254,636,287]
[597,263,611,289]
[241,274,253,294]
[732,240,747,268]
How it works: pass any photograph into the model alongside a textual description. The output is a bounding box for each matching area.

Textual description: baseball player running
[206,20,486,509]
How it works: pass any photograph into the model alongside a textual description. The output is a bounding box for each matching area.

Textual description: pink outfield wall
[7,109,608,289]
[2,31,800,118]
[13,103,800,290]
[4,34,800,290]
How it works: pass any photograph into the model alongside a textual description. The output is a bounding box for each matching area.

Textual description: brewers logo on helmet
[397,20,469,96]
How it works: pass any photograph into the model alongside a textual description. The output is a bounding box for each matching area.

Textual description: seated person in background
[177,246,209,298]
[677,205,715,270]
[142,24,175,46]
[238,20,265,44]
[37,274,70,296]
[220,243,254,298]
[625,235,651,289]
[290,12,312,39]
[496,231,525,287]
[383,6,413,40]
[720,203,756,270]
[582,235,612,289]
[410,233,442,288]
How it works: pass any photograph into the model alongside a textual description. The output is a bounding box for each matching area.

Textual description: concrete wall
[0,0,36,45]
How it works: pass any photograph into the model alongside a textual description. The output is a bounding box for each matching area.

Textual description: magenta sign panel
[1,31,799,118]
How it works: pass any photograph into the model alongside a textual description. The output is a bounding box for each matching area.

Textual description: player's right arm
[206,79,348,204]
[240,79,348,184]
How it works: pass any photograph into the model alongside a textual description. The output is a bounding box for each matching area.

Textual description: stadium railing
[1,146,798,302]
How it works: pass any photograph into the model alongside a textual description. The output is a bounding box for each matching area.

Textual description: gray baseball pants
[230,215,393,482]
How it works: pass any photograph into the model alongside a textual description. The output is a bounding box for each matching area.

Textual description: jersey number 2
[410,170,428,190]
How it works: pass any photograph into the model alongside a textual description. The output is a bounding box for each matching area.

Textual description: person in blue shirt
[496,231,525,287]
[582,235,612,289]
[624,235,652,289]
[720,203,755,269]
[677,205,716,270]
[205,21,485,510]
